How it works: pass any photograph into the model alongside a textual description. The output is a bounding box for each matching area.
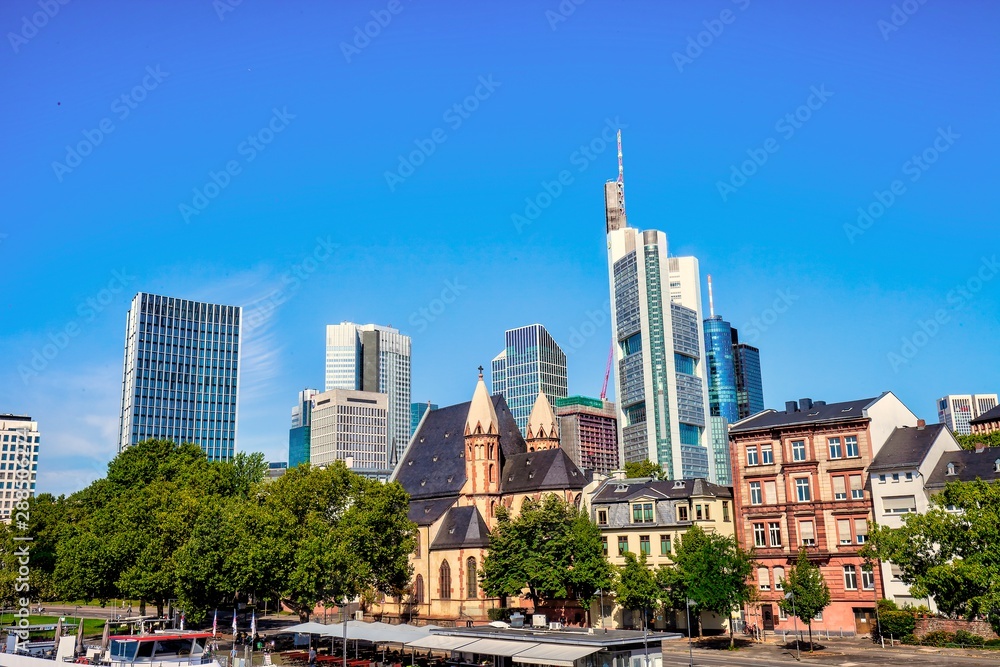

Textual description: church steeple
[465,366,498,436]
[525,391,560,451]
[462,367,501,506]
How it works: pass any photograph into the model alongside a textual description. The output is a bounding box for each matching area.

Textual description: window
[414,530,421,558]
[597,509,608,525]
[753,523,766,548]
[845,435,859,457]
[747,446,759,466]
[705,504,711,520]
[466,557,477,599]
[722,501,730,522]
[764,480,777,504]
[828,437,842,459]
[413,574,424,605]
[749,481,762,505]
[778,605,787,620]
[677,505,689,521]
[618,536,628,555]
[439,561,452,600]
[695,504,703,520]
[758,567,770,591]
[632,502,654,523]
[769,522,782,547]
[639,535,651,556]
[883,495,916,514]
[861,566,875,590]
[947,463,956,476]
[854,518,868,544]
[850,474,864,499]
[795,478,811,502]
[837,519,852,545]
[813,611,823,621]
[995,459,1000,473]
[799,520,815,546]
[660,534,671,555]
[879,474,886,483]
[792,440,806,461]
[892,473,899,482]
[774,566,785,591]
[843,565,857,590]
[832,476,847,500]
[601,536,608,555]
[905,472,914,481]
[761,445,773,464]
[890,564,903,581]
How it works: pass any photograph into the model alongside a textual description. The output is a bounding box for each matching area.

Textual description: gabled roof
[926,446,1000,488]
[430,505,491,550]
[730,395,881,433]
[500,448,589,494]
[971,403,1000,425]
[393,394,524,500]
[869,423,949,472]
[591,477,733,503]
[526,392,558,440]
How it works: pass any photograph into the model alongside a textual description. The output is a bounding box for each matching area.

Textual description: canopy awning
[511,644,603,667]
[404,635,478,651]
[458,639,539,657]
[276,622,337,635]
[321,621,438,643]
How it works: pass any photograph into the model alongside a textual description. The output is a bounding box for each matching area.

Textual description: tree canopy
[614,551,658,628]
[623,460,666,480]
[956,431,1000,450]
[778,550,831,651]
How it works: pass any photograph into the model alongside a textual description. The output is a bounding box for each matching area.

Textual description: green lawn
[0,614,111,638]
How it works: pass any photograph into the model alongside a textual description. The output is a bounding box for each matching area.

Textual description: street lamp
[685,599,695,667]
[597,589,606,630]
[784,592,800,662]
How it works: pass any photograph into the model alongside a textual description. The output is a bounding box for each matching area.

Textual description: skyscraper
[410,401,438,436]
[731,327,765,420]
[288,388,319,468]
[310,388,390,479]
[937,394,999,435]
[118,293,241,461]
[490,324,568,435]
[0,415,39,524]
[554,396,619,475]
[702,278,738,485]
[325,322,411,465]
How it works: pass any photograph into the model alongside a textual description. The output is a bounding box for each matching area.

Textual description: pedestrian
[309,646,317,667]
[230,645,238,666]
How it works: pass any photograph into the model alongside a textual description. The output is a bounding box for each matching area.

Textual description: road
[660,639,1000,666]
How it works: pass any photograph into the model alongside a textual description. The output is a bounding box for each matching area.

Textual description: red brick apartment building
[729,393,917,635]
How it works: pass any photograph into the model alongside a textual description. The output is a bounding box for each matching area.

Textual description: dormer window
[614,484,628,493]
[631,502,654,523]
[673,480,685,489]
[947,463,956,476]
[995,459,1000,473]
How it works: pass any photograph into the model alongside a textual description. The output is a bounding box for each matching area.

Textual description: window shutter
[837,519,851,544]
[832,476,846,497]
[800,520,815,543]
[764,480,777,504]
[849,475,863,494]
[854,518,868,539]
[883,496,916,513]
[758,567,770,587]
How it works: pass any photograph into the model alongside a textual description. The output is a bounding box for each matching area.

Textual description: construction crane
[600,343,613,400]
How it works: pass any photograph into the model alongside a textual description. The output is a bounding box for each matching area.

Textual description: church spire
[525,391,560,450]
[465,367,498,435]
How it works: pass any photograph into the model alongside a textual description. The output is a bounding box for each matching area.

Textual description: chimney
[813,401,826,407]
[611,469,626,481]
[785,400,799,413]
[800,398,813,410]
[916,419,926,429]
[975,442,987,454]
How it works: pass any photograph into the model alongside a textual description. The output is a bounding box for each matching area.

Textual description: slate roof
[430,505,491,550]
[591,477,733,503]
[730,395,881,433]
[408,496,458,526]
[393,394,525,500]
[971,403,1000,425]
[869,423,948,472]
[500,448,589,494]
[926,446,1000,488]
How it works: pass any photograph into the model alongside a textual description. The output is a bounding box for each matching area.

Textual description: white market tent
[320,621,438,643]
[276,622,339,635]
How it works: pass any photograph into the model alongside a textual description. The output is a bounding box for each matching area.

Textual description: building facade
[937,394,999,435]
[0,415,40,524]
[118,293,241,461]
[309,388,390,478]
[729,393,918,635]
[704,317,739,424]
[970,404,1000,437]
[411,401,438,437]
[325,322,411,465]
[730,328,764,420]
[708,416,732,486]
[289,388,319,468]
[554,396,619,476]
[490,324,568,436]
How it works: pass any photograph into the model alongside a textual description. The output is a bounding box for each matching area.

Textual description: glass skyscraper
[288,388,318,468]
[118,292,241,461]
[704,316,739,423]
[731,327,765,420]
[410,401,438,436]
[490,324,568,435]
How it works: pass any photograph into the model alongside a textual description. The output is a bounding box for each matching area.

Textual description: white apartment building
[936,394,998,435]
[0,415,40,523]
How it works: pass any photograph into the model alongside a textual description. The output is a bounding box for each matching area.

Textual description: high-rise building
[731,327,765,420]
[118,293,241,461]
[325,322,411,465]
[289,388,319,468]
[0,415,40,524]
[410,401,438,436]
[708,415,732,486]
[490,324,568,435]
[605,195,712,478]
[309,388,390,479]
[937,394,999,435]
[554,396,619,475]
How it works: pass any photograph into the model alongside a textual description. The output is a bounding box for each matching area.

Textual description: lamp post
[784,592,800,662]
[643,626,649,667]
[597,589,606,629]
[685,599,695,667]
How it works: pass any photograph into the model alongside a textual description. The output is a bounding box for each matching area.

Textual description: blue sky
[2,0,997,496]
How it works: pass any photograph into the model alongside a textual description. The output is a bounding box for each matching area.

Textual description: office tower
[309,388,389,479]
[937,394,999,435]
[289,388,319,468]
[266,461,288,482]
[731,327,765,420]
[118,293,241,461]
[490,324,568,435]
[703,279,739,423]
[0,415,40,524]
[410,401,438,436]
[325,322,411,465]
[554,396,619,475]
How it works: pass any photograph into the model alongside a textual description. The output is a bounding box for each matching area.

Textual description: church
[374,369,596,624]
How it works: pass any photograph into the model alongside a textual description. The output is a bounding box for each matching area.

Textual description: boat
[1,629,224,667]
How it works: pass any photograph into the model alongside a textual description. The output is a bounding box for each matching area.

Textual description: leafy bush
[954,630,986,647]
[920,630,955,647]
[901,634,917,645]
[879,610,915,638]
[877,598,898,612]
[983,638,1000,648]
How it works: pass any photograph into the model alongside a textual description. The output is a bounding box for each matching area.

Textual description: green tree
[566,510,614,625]
[865,479,1000,633]
[955,432,1000,450]
[623,460,665,480]
[778,550,831,651]
[614,551,659,629]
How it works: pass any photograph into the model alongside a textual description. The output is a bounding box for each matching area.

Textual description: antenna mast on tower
[707,274,716,318]
[616,130,626,223]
